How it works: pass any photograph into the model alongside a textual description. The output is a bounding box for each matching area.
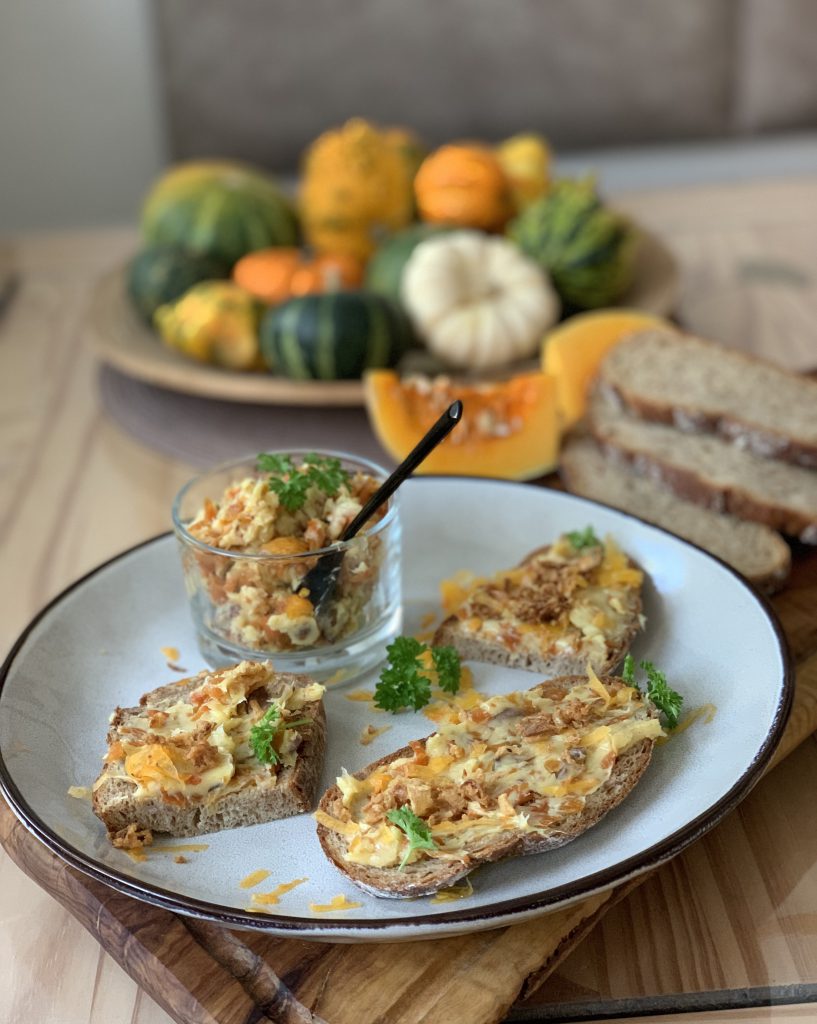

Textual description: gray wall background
[0,0,168,233]
[4,0,817,234]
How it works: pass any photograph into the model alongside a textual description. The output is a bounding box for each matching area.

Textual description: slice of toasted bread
[316,674,661,898]
[92,661,326,842]
[432,533,644,676]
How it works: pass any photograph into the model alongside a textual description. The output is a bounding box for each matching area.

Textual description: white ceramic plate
[0,479,791,941]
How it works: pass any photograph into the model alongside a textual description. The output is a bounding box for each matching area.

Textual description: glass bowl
[172,450,402,683]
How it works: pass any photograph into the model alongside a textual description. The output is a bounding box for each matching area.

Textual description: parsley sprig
[386,805,436,869]
[567,525,601,550]
[249,704,312,765]
[621,654,684,729]
[256,452,350,513]
[373,636,461,713]
[250,704,281,764]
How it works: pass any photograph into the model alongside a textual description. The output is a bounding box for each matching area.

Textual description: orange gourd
[364,371,561,480]
[542,309,670,427]
[232,248,363,305]
[414,144,512,231]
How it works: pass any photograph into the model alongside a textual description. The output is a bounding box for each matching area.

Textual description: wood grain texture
[3,176,817,1024]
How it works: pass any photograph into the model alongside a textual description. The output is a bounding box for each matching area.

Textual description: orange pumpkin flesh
[542,309,670,428]
[232,248,363,304]
[364,371,561,480]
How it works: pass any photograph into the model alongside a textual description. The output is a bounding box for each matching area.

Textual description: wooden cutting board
[3,549,816,1024]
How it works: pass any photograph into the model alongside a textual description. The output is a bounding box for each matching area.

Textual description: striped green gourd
[260,292,414,380]
[509,177,636,310]
[127,244,230,324]
[141,161,299,267]
[365,224,449,303]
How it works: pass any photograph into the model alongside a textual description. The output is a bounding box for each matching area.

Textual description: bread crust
[316,676,656,898]
[591,428,817,544]
[559,434,791,594]
[92,671,326,840]
[598,330,817,468]
[431,546,643,675]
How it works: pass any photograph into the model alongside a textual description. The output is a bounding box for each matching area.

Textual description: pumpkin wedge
[543,309,670,428]
[364,371,561,480]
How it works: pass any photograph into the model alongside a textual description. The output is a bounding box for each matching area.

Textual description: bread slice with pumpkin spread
[433,530,645,676]
[315,668,664,898]
[92,660,326,846]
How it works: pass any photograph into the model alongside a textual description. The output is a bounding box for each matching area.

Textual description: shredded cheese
[309,894,362,913]
[431,877,474,903]
[239,869,271,890]
[251,878,308,905]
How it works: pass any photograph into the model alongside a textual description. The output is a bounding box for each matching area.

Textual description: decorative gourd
[509,177,636,310]
[260,292,414,380]
[299,119,415,262]
[495,133,551,212]
[365,370,561,479]
[364,224,449,303]
[141,161,298,267]
[414,144,512,231]
[154,281,261,370]
[401,231,560,369]
[232,248,363,305]
[543,309,670,427]
[127,245,230,323]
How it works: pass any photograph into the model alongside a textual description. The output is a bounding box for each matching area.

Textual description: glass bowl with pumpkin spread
[172,451,402,681]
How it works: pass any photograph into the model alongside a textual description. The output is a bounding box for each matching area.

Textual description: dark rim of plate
[0,476,794,936]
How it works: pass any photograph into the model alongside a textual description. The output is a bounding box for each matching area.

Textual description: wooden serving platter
[86,227,679,408]
[2,544,816,1024]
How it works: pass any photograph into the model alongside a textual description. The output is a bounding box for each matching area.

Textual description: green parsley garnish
[386,805,436,869]
[373,637,461,712]
[567,525,601,550]
[256,452,350,513]
[249,705,312,765]
[641,660,684,729]
[431,645,461,694]
[250,704,281,764]
[619,655,684,729]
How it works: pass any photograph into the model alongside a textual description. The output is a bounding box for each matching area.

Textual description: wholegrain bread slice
[597,329,817,467]
[432,534,644,676]
[588,389,817,543]
[316,674,660,898]
[92,661,326,842]
[561,434,791,593]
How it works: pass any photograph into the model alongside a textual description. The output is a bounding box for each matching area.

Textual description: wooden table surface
[3,177,817,1024]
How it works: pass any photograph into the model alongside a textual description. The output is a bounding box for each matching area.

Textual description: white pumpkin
[400,231,560,369]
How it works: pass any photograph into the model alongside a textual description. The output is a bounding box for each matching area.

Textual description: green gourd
[260,292,414,380]
[141,161,299,267]
[364,224,450,303]
[509,178,636,310]
[127,245,229,324]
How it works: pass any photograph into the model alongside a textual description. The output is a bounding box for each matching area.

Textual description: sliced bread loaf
[561,435,791,592]
[92,661,326,842]
[316,673,661,898]
[597,329,817,468]
[588,389,817,543]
